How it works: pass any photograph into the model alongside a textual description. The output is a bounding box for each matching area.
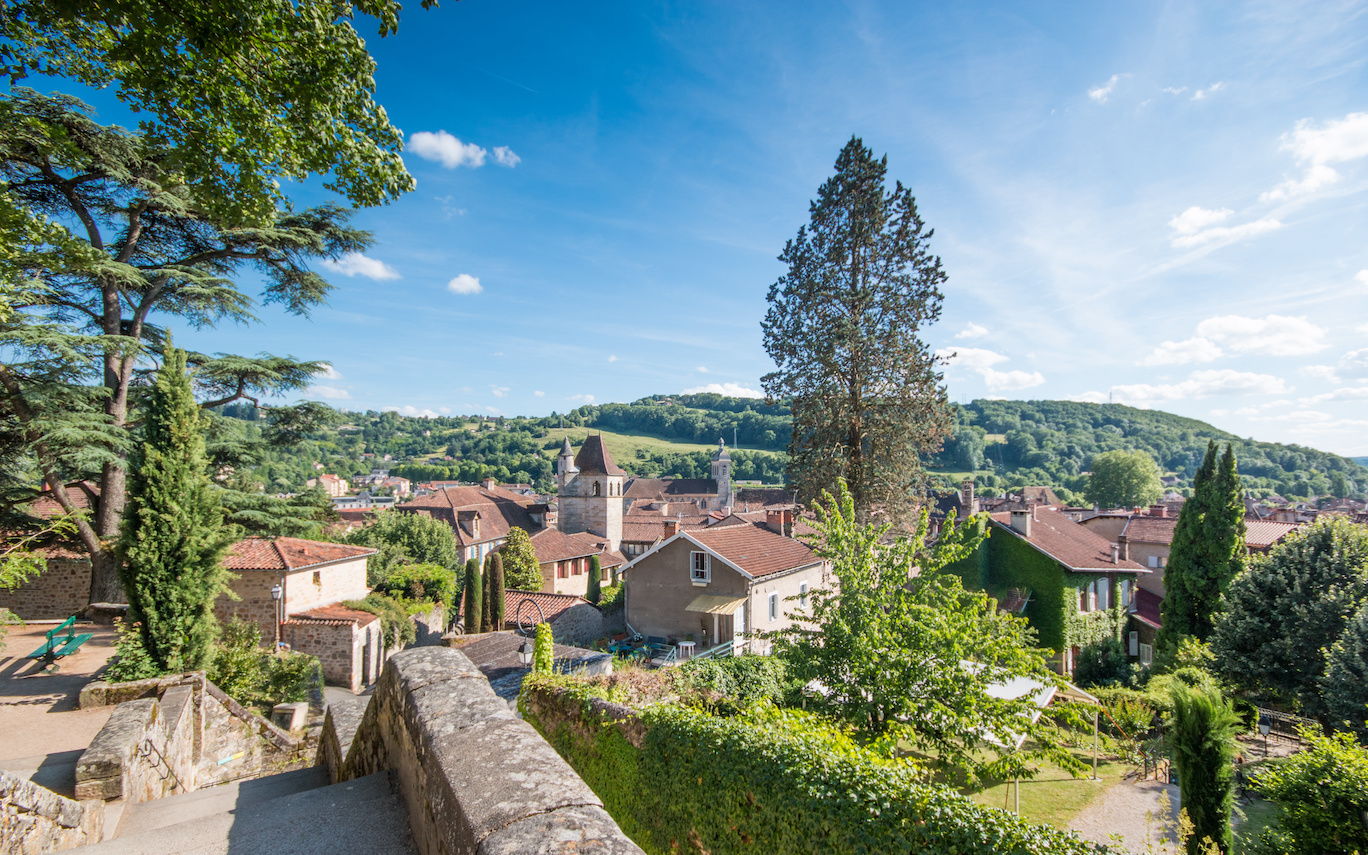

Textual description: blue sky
[83,2,1368,454]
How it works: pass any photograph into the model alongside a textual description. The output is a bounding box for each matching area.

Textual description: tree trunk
[90,279,130,602]
[88,549,125,604]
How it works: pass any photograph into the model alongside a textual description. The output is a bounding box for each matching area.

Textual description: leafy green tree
[0,91,364,602]
[768,483,1081,785]
[1168,683,1238,855]
[486,553,505,631]
[1256,728,1368,855]
[586,554,601,604]
[498,526,543,591]
[345,510,459,585]
[0,0,432,225]
[1161,443,1245,646]
[1084,449,1163,509]
[761,136,952,524]
[1320,601,1368,739]
[532,621,553,673]
[462,558,482,634]
[1212,517,1368,716]
[119,345,238,673]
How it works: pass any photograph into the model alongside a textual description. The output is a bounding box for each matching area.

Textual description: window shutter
[1129,631,1139,656]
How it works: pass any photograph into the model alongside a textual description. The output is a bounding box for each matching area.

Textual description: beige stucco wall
[284,557,370,614]
[745,562,827,655]
[1126,543,1169,597]
[625,537,749,644]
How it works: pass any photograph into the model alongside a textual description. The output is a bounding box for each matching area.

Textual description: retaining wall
[0,771,103,854]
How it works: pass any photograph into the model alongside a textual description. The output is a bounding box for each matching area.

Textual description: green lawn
[966,754,1127,829]
[1233,798,1279,855]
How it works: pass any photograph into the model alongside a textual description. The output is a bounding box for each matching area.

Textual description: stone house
[393,481,543,566]
[950,506,1151,674]
[620,511,826,653]
[282,605,384,693]
[527,527,626,598]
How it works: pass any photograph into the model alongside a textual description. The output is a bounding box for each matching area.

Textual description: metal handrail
[692,640,734,661]
[137,738,183,791]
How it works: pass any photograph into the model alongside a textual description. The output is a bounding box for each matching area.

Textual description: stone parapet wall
[333,646,643,855]
[0,770,103,854]
[74,695,187,803]
[0,558,92,620]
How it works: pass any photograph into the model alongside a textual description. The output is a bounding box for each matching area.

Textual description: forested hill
[220,395,1367,501]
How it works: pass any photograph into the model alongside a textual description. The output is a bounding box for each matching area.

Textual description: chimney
[1010,510,1032,538]
[1117,534,1129,562]
[767,509,794,537]
[1031,504,1038,521]
[960,479,977,513]
[481,478,497,490]
[1111,544,1120,564]
[663,519,679,538]
[1149,505,1166,518]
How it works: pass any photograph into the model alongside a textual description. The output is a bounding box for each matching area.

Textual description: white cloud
[438,406,452,414]
[1299,365,1341,383]
[607,355,618,363]
[681,383,764,398]
[1168,207,1233,236]
[307,385,352,400]
[320,252,400,281]
[1109,369,1292,405]
[1089,74,1121,103]
[1066,391,1111,404]
[447,274,483,295]
[1356,270,1368,290]
[385,405,441,418]
[1162,86,1187,95]
[1170,217,1282,248]
[1140,336,1223,366]
[1191,82,1224,100]
[484,406,502,414]
[1339,348,1368,378]
[1195,314,1328,356]
[936,347,1007,370]
[490,385,509,398]
[1261,111,1368,201]
[492,146,521,167]
[1299,383,1368,405]
[407,131,487,168]
[936,347,1043,391]
[955,322,989,340]
[318,363,343,380]
[695,366,710,373]
[568,394,595,403]
[982,368,1046,392]
[534,390,545,398]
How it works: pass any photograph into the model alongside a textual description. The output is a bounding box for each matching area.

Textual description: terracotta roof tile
[1245,520,1300,549]
[285,604,379,627]
[528,528,625,567]
[396,485,538,546]
[989,508,1149,574]
[1124,516,1178,545]
[620,520,666,543]
[689,524,819,578]
[501,590,595,625]
[224,537,377,572]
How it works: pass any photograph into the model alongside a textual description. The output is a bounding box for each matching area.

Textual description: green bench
[26,616,93,668]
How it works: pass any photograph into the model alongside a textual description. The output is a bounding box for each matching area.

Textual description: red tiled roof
[989,508,1149,574]
[573,435,624,476]
[284,604,378,627]
[1124,516,1178,545]
[528,527,625,567]
[336,509,377,525]
[224,537,377,572]
[396,485,538,546]
[688,524,819,578]
[25,481,100,519]
[620,519,665,543]
[502,589,594,625]
[1245,520,1300,550]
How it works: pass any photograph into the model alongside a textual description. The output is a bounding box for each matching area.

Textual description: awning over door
[684,594,747,615]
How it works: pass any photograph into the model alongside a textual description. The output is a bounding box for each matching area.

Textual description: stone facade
[215,569,281,647]
[331,646,643,855]
[557,438,625,553]
[0,557,92,620]
[624,536,748,645]
[0,770,103,854]
[215,555,371,648]
[283,617,383,694]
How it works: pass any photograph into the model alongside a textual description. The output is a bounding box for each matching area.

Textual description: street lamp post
[1258,715,1271,758]
[271,582,283,647]
[516,639,533,667]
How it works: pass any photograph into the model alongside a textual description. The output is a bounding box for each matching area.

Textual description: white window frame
[1139,643,1154,666]
[690,551,710,585]
[768,593,778,622]
[1148,555,1160,568]
[799,583,809,609]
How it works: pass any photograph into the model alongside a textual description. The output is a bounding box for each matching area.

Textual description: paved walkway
[1069,776,1181,853]
[0,622,118,796]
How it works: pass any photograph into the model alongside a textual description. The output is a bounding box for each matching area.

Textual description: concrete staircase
[78,768,415,854]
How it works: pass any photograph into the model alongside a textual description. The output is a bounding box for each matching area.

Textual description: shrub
[1168,683,1239,855]
[104,618,162,682]
[597,582,624,616]
[670,654,792,710]
[1092,687,1158,741]
[1254,728,1368,855]
[533,622,553,673]
[344,593,416,648]
[1073,637,1133,688]
[374,562,458,608]
[207,617,323,711]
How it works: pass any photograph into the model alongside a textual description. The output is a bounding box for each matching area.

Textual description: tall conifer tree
[761,136,952,524]
[586,555,602,604]
[1161,441,1245,646]
[463,558,482,634]
[487,553,505,631]
[119,344,238,672]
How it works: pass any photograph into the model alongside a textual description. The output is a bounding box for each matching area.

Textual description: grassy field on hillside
[541,426,785,464]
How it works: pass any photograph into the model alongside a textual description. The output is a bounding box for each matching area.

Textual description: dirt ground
[0,621,118,793]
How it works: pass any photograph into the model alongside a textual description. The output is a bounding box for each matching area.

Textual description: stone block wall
[284,620,370,693]
[0,770,103,854]
[0,558,92,620]
[196,682,314,787]
[548,602,609,648]
[74,694,189,803]
[215,571,281,648]
[335,646,643,855]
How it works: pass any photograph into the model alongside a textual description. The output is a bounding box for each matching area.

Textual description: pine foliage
[762,136,951,524]
[1161,442,1244,645]
[463,558,482,634]
[1168,683,1239,855]
[586,554,601,604]
[487,552,505,631]
[119,345,238,673]
[481,553,495,633]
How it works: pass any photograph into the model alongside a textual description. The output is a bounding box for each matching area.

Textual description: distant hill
[1355,457,1368,469]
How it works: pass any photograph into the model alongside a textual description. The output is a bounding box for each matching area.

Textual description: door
[733,604,745,653]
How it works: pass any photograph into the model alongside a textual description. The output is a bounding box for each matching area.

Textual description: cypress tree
[481,553,495,633]
[119,344,238,673]
[1162,442,1245,646]
[1169,683,1239,855]
[488,553,505,631]
[463,558,482,633]
[586,555,602,604]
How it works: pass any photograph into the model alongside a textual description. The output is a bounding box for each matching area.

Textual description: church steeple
[557,436,578,492]
[711,438,733,512]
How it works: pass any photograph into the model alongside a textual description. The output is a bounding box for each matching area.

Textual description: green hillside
[217,396,1366,502]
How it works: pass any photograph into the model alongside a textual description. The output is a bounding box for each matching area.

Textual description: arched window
[593,481,601,497]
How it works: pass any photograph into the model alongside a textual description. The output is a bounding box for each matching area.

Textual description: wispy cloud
[682,382,763,398]
[320,252,400,281]
[695,366,710,373]
[318,364,343,380]
[307,385,352,400]
[534,390,545,398]
[607,355,618,363]
[1261,111,1368,202]
[955,322,989,340]
[1356,270,1368,290]
[1195,314,1328,356]
[568,394,595,403]
[936,347,1044,392]
[408,131,487,168]
[492,146,521,167]
[1141,337,1223,366]
[1088,74,1122,103]
[1191,81,1224,101]
[1299,364,1341,384]
[384,405,442,418]
[1109,369,1291,405]
[490,385,509,398]
[1168,208,1281,248]
[447,274,483,295]
[1162,86,1187,95]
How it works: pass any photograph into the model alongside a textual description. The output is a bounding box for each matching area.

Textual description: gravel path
[1069,776,1181,853]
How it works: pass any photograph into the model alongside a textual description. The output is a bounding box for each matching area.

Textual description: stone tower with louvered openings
[556,434,624,551]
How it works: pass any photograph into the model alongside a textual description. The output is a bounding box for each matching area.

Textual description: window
[1139,643,1154,667]
[312,570,322,587]
[1096,580,1109,611]
[799,583,809,609]
[592,481,601,497]
[1121,578,1133,609]
[558,562,567,579]
[768,593,778,622]
[1148,555,1160,568]
[1129,631,1139,657]
[690,551,710,584]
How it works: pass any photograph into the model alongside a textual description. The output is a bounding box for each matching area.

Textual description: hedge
[521,676,1120,855]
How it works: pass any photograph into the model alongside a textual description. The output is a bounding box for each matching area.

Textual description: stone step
[111,765,331,837]
[79,771,413,854]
